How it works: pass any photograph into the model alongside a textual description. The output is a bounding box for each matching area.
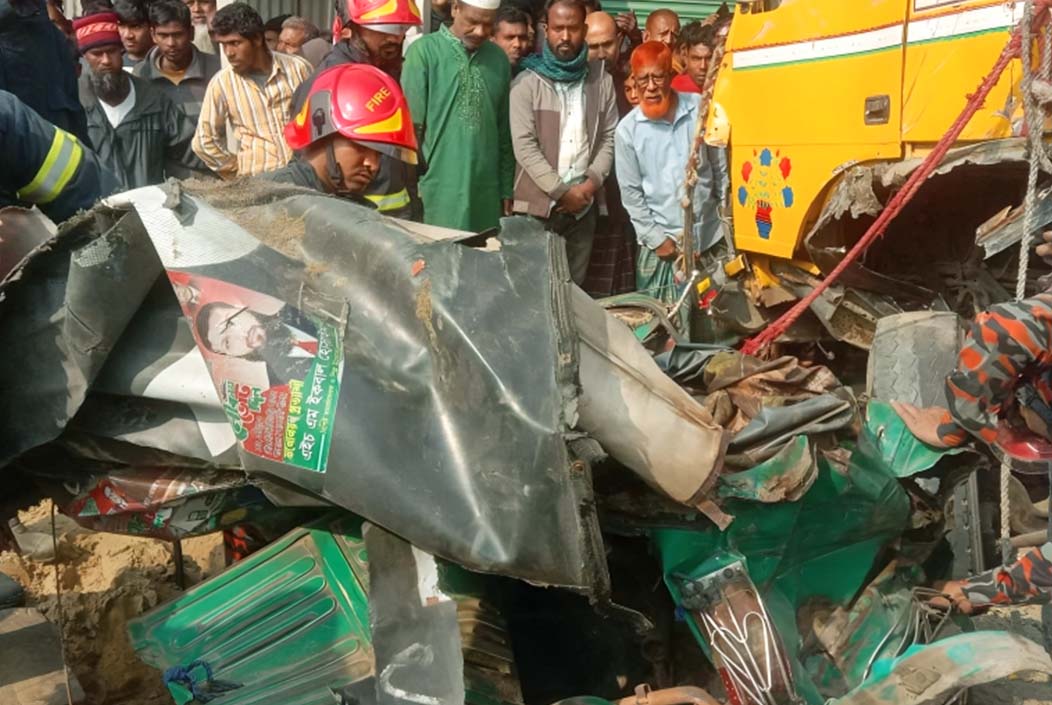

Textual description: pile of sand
[0,501,224,705]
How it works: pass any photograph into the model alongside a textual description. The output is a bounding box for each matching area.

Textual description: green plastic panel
[129,514,523,705]
[129,515,374,705]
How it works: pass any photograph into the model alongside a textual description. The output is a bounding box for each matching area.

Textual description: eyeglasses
[634,73,668,87]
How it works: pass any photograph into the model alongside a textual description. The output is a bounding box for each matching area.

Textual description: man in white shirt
[509,0,618,285]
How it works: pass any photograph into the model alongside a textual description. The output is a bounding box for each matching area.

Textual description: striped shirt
[192,51,311,178]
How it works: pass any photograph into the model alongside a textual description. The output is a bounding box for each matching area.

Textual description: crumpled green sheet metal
[128,514,522,705]
[655,421,911,703]
[717,436,818,503]
[865,401,968,478]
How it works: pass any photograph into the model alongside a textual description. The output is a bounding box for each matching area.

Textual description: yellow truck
[703,0,1040,347]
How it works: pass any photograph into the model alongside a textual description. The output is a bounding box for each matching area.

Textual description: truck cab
[708,0,1030,339]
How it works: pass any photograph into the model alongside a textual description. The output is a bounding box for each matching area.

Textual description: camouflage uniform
[932,293,1052,606]
[961,543,1052,607]
[936,292,1052,447]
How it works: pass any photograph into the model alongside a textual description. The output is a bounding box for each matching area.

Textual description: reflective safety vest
[363,187,411,213]
[0,90,115,223]
[16,126,83,205]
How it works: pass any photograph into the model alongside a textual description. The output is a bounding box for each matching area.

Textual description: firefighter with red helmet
[289,0,423,219]
[261,64,417,200]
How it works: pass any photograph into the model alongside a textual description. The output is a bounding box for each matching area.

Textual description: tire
[867,311,963,406]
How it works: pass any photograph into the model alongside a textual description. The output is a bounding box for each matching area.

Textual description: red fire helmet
[349,0,421,29]
[285,64,418,164]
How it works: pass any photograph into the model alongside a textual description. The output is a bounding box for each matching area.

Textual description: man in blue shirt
[614,40,725,303]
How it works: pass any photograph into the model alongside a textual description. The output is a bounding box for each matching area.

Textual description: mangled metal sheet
[107,182,608,590]
[0,206,164,467]
[803,139,1030,294]
[573,286,726,506]
[0,177,733,589]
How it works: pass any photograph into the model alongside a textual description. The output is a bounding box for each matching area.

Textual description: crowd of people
[0,0,727,296]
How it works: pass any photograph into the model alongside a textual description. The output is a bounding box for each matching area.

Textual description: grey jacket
[509,60,619,218]
[81,74,206,190]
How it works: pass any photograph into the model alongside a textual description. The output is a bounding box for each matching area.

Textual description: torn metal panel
[977,182,1052,258]
[117,182,605,590]
[0,207,164,468]
[864,401,968,479]
[654,417,911,704]
[366,523,466,705]
[718,436,818,503]
[834,631,1052,705]
[573,285,727,506]
[0,206,54,282]
[803,140,1028,298]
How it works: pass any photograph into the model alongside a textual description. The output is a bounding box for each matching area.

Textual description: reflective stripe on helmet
[364,188,410,212]
[18,129,83,205]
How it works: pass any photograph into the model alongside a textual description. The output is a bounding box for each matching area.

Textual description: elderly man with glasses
[614,40,726,303]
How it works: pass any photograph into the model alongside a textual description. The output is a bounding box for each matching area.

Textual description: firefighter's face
[330,136,381,194]
[84,44,124,75]
[355,24,406,62]
[203,304,266,358]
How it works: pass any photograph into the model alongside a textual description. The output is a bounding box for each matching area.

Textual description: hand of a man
[1037,230,1052,267]
[502,199,513,217]
[929,580,975,614]
[890,401,952,448]
[654,237,678,261]
[615,11,636,34]
[556,184,593,215]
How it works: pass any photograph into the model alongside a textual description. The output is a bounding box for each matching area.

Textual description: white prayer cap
[458,0,501,10]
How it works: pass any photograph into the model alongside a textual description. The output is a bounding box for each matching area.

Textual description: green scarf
[521,42,589,83]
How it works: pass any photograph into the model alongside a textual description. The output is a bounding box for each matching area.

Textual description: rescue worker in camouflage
[894,231,1052,611]
[0,90,117,222]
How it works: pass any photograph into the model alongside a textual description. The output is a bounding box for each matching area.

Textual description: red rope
[740,12,1044,356]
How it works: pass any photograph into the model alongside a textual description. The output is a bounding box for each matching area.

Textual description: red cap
[286,64,418,164]
[72,12,123,55]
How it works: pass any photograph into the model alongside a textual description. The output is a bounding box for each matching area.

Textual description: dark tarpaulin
[0,180,608,592]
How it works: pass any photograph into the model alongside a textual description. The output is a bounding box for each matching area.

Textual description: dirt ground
[0,501,224,705]
[2,500,1052,705]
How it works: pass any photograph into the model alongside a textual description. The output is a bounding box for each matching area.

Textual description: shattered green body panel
[656,420,912,703]
[865,401,967,478]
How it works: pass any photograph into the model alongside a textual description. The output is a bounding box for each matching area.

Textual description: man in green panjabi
[400,0,514,232]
